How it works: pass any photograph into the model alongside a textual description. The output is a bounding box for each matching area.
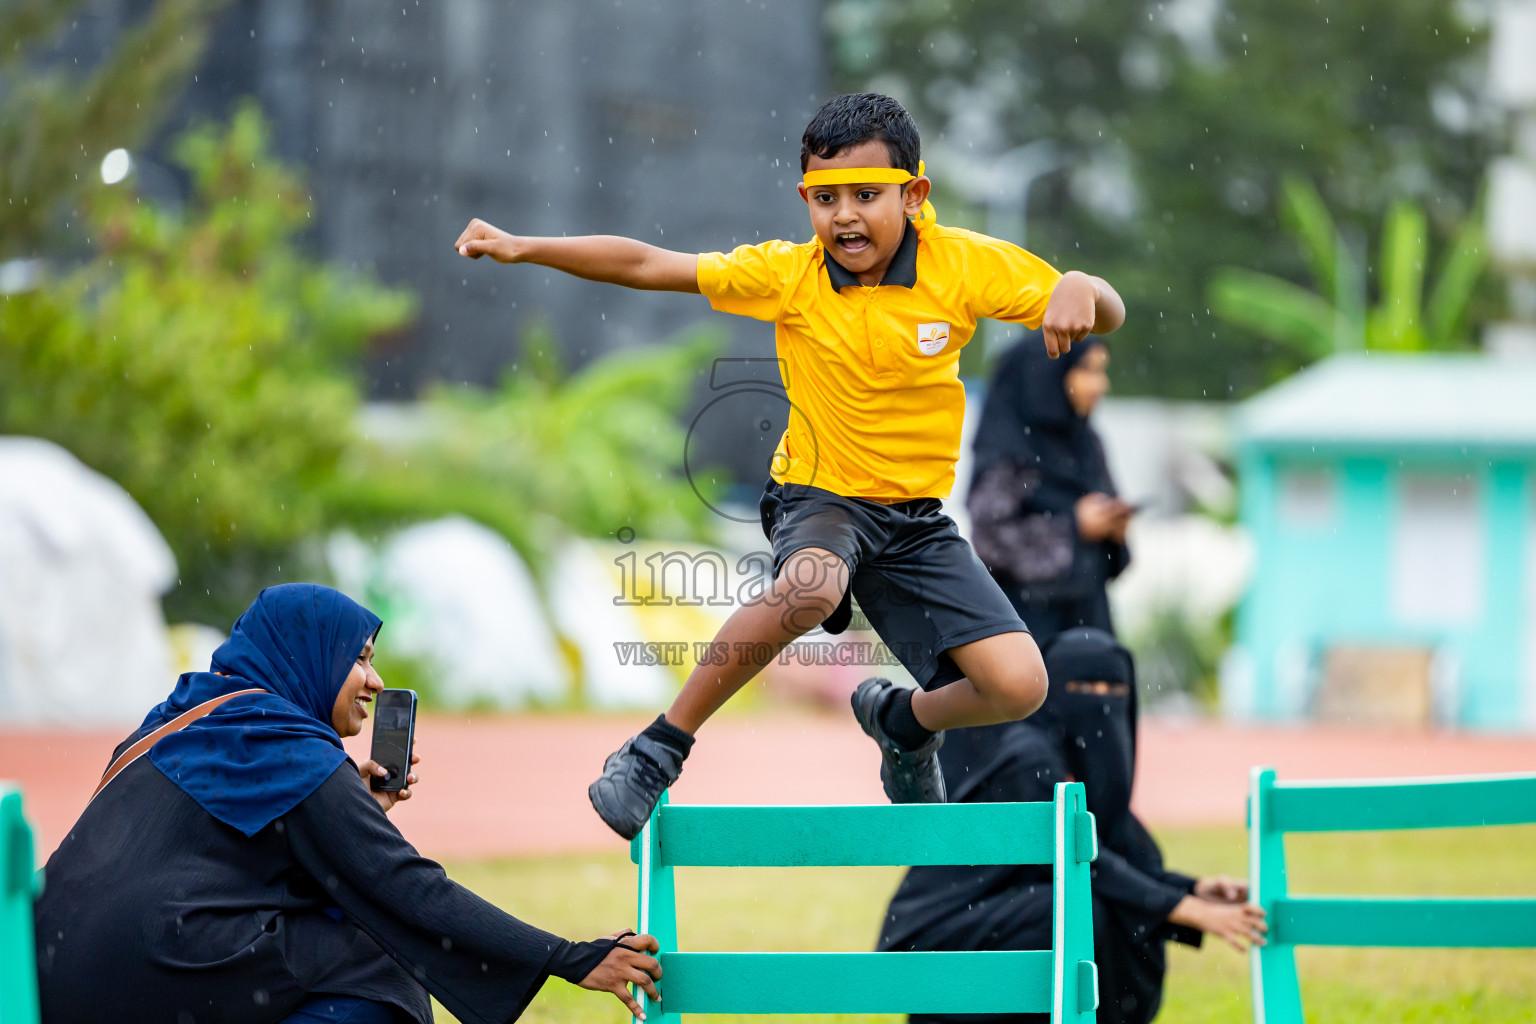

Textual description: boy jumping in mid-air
[456,93,1125,839]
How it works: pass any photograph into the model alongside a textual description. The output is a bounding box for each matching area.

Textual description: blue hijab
[140,583,382,837]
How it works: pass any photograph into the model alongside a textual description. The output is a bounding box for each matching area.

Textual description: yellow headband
[801,160,936,228]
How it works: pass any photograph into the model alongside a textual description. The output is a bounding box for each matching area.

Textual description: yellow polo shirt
[696,220,1062,500]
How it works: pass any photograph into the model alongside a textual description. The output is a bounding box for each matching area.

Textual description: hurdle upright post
[1053,781,1099,1023]
[633,789,678,1024]
[0,785,41,1024]
[1248,767,1304,1024]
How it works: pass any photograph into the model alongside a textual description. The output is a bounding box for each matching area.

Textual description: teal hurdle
[1248,767,1536,1023]
[0,784,41,1024]
[629,784,1099,1023]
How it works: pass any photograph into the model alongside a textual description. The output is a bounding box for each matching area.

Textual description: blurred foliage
[1128,605,1227,710]
[1210,176,1487,358]
[0,102,414,622]
[334,324,724,576]
[366,646,453,711]
[1,95,721,624]
[829,0,1499,397]
[0,0,222,259]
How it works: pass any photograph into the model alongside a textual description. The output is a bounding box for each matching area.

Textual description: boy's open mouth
[835,232,871,255]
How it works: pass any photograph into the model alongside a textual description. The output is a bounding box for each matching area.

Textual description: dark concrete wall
[292,0,825,393]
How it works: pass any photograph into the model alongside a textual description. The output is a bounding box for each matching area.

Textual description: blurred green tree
[0,102,415,622]
[1209,176,1487,362]
[1,98,719,624]
[829,0,1496,396]
[333,323,724,575]
[0,0,221,259]
[2,12,724,626]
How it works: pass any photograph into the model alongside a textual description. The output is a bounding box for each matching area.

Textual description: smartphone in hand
[369,689,418,793]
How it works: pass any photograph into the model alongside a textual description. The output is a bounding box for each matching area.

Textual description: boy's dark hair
[800,93,921,175]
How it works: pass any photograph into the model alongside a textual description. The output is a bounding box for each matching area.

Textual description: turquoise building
[1229,354,1536,731]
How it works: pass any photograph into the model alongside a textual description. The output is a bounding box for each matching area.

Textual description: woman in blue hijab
[34,584,661,1024]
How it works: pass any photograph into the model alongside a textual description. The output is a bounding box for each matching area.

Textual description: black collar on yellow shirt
[823,219,919,290]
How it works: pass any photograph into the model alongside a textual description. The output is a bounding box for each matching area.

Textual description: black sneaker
[587,734,685,840]
[850,677,946,804]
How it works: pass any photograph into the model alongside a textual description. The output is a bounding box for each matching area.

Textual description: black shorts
[758,480,1028,689]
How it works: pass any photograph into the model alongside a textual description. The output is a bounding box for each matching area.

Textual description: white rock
[0,437,175,725]
[329,518,568,708]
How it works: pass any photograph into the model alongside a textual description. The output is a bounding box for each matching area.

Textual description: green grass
[440,825,1536,1024]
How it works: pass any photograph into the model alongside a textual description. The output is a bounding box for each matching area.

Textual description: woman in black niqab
[967,333,1131,647]
[877,630,1263,1024]
[34,584,659,1024]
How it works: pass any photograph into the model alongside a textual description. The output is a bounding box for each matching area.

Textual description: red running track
[3,711,1534,862]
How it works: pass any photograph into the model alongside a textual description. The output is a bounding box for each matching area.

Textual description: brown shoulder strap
[90,688,267,803]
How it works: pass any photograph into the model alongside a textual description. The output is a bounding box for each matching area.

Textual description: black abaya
[35,750,602,1024]
[967,334,1128,648]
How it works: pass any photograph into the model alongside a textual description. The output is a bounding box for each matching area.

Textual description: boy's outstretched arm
[454,218,700,293]
[1040,270,1125,358]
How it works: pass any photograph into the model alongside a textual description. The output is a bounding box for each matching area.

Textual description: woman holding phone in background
[33,583,659,1024]
[967,332,1133,649]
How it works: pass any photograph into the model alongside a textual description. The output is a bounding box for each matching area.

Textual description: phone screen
[369,689,417,793]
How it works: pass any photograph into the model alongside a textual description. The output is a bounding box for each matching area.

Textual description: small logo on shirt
[916,322,950,356]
